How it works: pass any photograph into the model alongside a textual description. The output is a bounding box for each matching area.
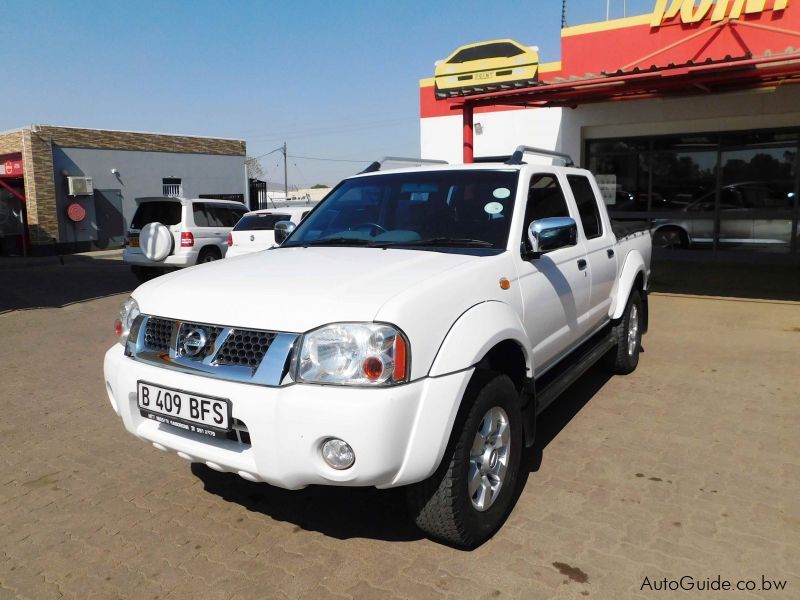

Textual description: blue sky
[1,0,655,186]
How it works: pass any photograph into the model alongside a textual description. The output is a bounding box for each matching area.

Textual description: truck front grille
[143,317,174,353]
[216,331,277,368]
[130,315,298,387]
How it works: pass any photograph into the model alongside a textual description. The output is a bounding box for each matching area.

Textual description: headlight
[296,323,409,386]
[115,297,140,346]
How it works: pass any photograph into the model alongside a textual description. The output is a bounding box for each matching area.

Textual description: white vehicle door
[190,202,215,248]
[515,171,591,375]
[564,173,617,331]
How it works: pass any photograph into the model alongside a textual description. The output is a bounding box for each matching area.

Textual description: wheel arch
[610,251,647,321]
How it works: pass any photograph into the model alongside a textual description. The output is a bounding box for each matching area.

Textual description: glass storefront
[587,129,799,254]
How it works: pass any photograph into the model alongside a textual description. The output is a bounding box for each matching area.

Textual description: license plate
[130,237,139,247]
[137,381,230,435]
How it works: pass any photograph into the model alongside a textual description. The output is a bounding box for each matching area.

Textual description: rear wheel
[605,289,643,375]
[406,372,522,549]
[653,226,688,249]
[197,247,221,264]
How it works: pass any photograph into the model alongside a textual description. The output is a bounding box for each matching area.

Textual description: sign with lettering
[652,0,789,26]
[0,159,24,178]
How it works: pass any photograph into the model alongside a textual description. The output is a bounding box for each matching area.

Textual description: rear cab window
[131,201,182,230]
[567,175,603,239]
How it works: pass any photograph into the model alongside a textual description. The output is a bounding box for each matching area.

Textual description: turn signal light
[227,233,233,246]
[362,356,384,381]
[393,335,407,381]
[180,232,194,247]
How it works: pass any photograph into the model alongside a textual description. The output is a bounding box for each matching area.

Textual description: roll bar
[505,146,575,167]
[359,156,448,174]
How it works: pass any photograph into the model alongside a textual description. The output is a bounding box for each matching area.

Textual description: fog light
[321,438,355,470]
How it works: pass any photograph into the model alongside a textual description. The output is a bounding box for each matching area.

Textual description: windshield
[282,170,519,253]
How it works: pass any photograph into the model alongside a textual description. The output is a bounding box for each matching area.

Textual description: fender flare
[428,301,533,378]
[610,250,647,320]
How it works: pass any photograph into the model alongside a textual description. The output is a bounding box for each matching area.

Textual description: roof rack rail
[359,156,448,174]
[505,146,575,167]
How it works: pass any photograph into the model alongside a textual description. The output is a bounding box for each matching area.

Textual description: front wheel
[406,372,523,549]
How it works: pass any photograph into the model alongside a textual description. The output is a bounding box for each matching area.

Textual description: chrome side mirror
[274,221,296,245]
[526,217,577,258]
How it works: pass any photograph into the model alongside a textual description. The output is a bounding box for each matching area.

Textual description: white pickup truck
[104,147,651,548]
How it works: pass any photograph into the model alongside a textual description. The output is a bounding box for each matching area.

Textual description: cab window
[567,175,603,239]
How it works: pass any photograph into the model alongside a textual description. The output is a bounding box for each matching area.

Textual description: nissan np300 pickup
[104,147,651,548]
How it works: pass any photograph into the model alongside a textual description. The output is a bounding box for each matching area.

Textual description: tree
[310,183,330,189]
[245,156,265,180]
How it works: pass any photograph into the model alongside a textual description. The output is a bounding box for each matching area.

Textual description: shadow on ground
[0,257,138,313]
[192,364,613,543]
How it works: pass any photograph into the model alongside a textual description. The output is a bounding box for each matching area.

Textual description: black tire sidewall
[620,290,643,371]
[452,374,523,544]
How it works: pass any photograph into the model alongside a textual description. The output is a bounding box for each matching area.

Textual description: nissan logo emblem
[182,327,208,357]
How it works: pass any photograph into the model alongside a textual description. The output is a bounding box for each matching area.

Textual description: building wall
[51,147,245,246]
[420,85,800,166]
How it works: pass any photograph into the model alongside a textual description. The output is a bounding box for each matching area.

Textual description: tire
[197,247,221,264]
[653,226,688,249]
[139,222,173,262]
[605,289,643,375]
[406,372,523,549]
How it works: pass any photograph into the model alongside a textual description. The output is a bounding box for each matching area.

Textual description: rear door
[515,171,591,374]
[565,173,617,331]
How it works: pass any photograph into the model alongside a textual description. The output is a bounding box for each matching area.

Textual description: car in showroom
[123,197,247,281]
[650,180,794,249]
[226,206,315,259]
[105,148,651,548]
[434,39,539,98]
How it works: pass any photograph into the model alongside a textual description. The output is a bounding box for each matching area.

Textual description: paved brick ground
[1,261,798,599]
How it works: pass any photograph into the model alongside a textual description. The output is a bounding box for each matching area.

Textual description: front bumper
[104,344,473,489]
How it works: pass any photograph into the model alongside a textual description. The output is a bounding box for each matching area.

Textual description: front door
[515,172,590,375]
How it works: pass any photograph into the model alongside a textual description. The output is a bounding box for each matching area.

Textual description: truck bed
[611,219,650,241]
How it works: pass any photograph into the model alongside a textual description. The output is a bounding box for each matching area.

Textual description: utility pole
[282,142,288,200]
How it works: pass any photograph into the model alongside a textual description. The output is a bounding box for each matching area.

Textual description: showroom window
[586,128,800,254]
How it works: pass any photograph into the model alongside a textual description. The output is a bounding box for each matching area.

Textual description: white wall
[420,85,800,166]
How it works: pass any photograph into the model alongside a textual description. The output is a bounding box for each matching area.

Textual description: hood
[133,247,481,333]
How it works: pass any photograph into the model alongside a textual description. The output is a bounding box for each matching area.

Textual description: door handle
[607,249,614,258]
[577,259,587,270]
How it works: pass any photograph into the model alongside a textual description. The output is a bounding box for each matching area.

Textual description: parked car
[435,39,539,98]
[651,181,794,249]
[123,197,247,281]
[104,148,651,548]
[225,206,314,259]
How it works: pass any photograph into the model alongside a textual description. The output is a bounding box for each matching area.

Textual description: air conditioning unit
[67,176,94,196]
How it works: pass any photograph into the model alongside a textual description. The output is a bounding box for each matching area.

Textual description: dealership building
[0,125,246,255]
[420,0,800,258]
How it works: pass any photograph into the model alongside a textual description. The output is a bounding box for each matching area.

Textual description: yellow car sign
[434,39,539,98]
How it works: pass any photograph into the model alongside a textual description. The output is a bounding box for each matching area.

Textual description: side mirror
[526,217,577,258]
[274,220,296,245]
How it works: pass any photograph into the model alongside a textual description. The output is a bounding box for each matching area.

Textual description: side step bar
[534,327,617,416]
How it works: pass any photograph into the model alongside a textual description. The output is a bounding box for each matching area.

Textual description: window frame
[567,174,604,240]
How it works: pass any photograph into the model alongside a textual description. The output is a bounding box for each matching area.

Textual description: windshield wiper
[373,237,494,248]
[285,237,373,247]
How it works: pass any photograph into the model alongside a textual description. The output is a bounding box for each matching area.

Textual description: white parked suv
[225,206,314,258]
[123,197,247,281]
[104,148,651,548]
